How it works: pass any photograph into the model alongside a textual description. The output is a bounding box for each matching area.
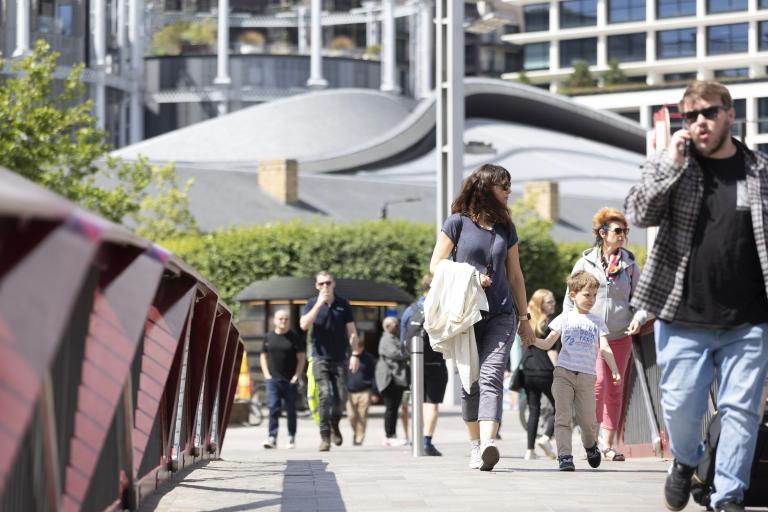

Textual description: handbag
[509,365,525,392]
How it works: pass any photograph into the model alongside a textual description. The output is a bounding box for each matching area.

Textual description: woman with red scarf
[563,207,650,461]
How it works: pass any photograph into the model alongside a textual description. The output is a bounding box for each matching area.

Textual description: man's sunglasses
[681,105,727,124]
[317,281,333,287]
[604,227,630,235]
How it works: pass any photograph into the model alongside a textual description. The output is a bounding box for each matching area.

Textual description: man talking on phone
[625,81,768,512]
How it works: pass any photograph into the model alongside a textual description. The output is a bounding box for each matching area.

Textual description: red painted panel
[133,429,149,451]
[77,385,113,428]
[65,465,89,501]
[0,387,27,435]
[136,390,158,418]
[74,411,102,444]
[138,374,164,399]
[84,335,124,375]
[70,437,99,474]
[144,322,178,353]
[92,290,122,330]
[82,360,122,402]
[0,343,39,400]
[135,408,154,434]
[143,338,175,368]
[140,354,167,386]
[0,429,15,477]
[61,494,81,512]
[0,315,13,344]
[147,306,171,333]
[90,314,134,361]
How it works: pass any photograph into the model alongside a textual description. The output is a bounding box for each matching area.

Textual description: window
[618,110,641,122]
[560,0,597,27]
[165,0,182,9]
[731,98,746,138]
[714,68,749,78]
[657,28,696,59]
[707,23,748,55]
[523,42,550,70]
[759,98,768,134]
[707,0,746,13]
[761,0,768,8]
[663,71,697,81]
[607,33,646,62]
[759,144,768,154]
[524,3,549,32]
[657,0,696,18]
[560,37,597,67]
[761,22,768,51]
[609,0,645,23]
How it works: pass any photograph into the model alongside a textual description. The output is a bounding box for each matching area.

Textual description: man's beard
[694,125,730,157]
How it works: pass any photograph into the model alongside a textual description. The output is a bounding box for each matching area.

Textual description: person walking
[401,273,449,456]
[625,80,768,512]
[428,163,534,472]
[345,339,375,446]
[376,316,410,446]
[564,207,649,462]
[300,271,360,452]
[260,309,306,449]
[534,271,622,471]
[522,289,557,460]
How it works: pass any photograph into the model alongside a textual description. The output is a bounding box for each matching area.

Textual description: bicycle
[518,390,556,436]
[248,382,267,427]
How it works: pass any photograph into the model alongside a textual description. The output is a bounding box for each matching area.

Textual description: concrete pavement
[139,405,743,512]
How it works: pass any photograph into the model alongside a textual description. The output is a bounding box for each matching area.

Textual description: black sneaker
[715,501,745,512]
[664,459,695,511]
[424,444,442,456]
[586,443,602,468]
[331,424,343,446]
[558,455,575,471]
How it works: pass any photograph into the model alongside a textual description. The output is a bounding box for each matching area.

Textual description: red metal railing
[0,167,244,511]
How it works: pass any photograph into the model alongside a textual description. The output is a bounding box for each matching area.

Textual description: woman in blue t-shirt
[428,163,534,472]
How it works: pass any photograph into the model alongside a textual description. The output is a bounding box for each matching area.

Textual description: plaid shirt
[624,140,768,322]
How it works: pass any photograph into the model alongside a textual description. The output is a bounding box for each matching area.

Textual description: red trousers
[595,335,633,431]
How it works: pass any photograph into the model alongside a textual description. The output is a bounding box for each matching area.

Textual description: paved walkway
[139,405,741,512]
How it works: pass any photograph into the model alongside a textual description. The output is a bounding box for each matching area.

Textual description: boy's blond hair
[568,270,599,294]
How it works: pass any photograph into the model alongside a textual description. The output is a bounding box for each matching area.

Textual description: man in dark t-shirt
[299,270,359,451]
[625,81,768,512]
[260,309,305,449]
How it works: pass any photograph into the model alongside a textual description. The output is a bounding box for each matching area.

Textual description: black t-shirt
[303,296,355,361]
[675,150,768,327]
[522,326,559,378]
[346,351,375,392]
[264,330,305,381]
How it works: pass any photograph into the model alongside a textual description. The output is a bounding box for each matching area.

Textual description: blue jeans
[655,321,768,507]
[266,379,297,439]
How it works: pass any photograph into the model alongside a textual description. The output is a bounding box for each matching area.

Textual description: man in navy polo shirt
[300,270,360,451]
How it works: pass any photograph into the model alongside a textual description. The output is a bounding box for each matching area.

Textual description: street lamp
[381,197,421,219]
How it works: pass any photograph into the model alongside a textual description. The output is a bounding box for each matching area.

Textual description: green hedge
[162,218,646,318]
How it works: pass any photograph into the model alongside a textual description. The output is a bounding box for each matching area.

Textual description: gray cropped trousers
[461,312,517,423]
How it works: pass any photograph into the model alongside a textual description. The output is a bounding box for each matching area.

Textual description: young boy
[534,271,621,471]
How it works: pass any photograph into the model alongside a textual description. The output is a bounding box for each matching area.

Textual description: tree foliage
[566,60,597,88]
[150,19,217,56]
[602,58,627,87]
[0,40,198,238]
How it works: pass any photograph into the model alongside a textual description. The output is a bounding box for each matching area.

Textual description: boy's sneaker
[479,440,500,471]
[664,459,695,511]
[424,444,442,456]
[468,442,481,469]
[285,436,296,449]
[586,443,602,468]
[536,435,556,459]
[262,436,276,449]
[558,455,575,471]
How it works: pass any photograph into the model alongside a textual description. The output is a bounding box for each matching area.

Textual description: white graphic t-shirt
[548,311,608,375]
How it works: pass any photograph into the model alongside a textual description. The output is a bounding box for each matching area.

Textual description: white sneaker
[536,435,556,459]
[524,449,538,460]
[479,440,500,471]
[263,436,276,449]
[469,442,481,469]
[285,436,295,449]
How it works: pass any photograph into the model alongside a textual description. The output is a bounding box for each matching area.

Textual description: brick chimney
[523,181,559,221]
[258,159,298,204]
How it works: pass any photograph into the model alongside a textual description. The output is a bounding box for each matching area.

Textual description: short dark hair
[316,270,334,282]
[421,273,433,294]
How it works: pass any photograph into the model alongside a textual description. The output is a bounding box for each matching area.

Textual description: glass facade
[657,0,696,18]
[714,68,749,78]
[761,21,768,51]
[657,28,696,59]
[707,0,746,13]
[608,0,645,23]
[560,0,597,28]
[707,23,748,55]
[524,3,550,32]
[759,98,768,134]
[664,71,697,81]
[560,37,597,67]
[731,98,746,138]
[523,42,550,70]
[607,33,646,62]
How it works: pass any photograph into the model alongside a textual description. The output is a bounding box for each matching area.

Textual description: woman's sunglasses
[604,227,630,235]
[681,105,726,124]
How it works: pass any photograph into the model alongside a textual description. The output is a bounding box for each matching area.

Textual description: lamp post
[380,197,421,219]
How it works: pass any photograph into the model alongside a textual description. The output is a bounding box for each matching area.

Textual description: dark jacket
[375,331,409,392]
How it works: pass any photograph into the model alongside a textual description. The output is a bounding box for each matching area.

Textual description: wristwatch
[521,312,531,321]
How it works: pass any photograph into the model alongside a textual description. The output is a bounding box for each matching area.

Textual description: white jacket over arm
[423,259,489,392]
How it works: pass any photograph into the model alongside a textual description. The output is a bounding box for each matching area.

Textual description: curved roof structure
[234,277,415,304]
[113,78,645,173]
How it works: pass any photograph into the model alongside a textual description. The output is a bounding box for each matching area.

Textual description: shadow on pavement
[281,459,347,512]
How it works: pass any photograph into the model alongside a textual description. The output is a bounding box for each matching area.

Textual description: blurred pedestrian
[260,309,306,450]
[346,339,375,446]
[428,163,534,471]
[564,207,649,462]
[625,80,768,512]
[300,271,360,452]
[376,316,409,446]
[522,289,557,460]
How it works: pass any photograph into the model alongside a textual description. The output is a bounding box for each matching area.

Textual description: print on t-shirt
[548,311,608,375]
